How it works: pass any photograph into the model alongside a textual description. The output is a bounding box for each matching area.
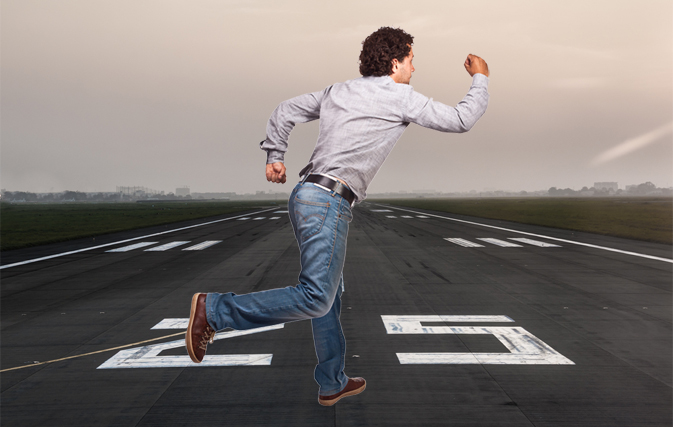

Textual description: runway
[2,202,671,426]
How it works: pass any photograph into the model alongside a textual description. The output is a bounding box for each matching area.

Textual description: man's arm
[405,54,490,133]
[261,89,326,184]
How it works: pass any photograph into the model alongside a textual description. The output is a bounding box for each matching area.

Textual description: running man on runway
[186,26,489,406]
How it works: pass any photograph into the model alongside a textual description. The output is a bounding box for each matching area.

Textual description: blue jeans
[205,180,353,395]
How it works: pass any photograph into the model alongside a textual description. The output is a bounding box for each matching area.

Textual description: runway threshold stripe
[106,242,158,252]
[444,238,484,248]
[144,241,190,251]
[375,204,673,264]
[183,241,222,251]
[510,237,561,247]
[477,238,523,247]
[0,207,278,270]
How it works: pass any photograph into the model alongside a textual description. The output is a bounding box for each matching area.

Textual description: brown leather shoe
[186,293,216,363]
[318,377,366,406]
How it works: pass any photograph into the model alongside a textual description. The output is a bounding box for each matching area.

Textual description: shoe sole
[318,381,366,406]
[186,293,202,363]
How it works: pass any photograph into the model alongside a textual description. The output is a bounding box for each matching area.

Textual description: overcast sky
[2,0,672,195]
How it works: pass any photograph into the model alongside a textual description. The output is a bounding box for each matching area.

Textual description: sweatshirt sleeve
[260,89,327,164]
[404,73,489,133]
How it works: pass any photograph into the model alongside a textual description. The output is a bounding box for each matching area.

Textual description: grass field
[2,197,671,251]
[0,201,279,251]
[372,197,673,245]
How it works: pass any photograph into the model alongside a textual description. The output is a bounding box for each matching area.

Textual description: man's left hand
[266,162,287,184]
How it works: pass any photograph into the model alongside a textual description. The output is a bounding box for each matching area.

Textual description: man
[186,26,489,406]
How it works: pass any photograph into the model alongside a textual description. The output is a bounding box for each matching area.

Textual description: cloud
[591,122,673,166]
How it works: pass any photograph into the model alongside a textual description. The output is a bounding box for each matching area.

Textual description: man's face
[391,47,415,84]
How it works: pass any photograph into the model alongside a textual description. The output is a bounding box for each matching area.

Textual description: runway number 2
[97,319,284,369]
[98,315,573,369]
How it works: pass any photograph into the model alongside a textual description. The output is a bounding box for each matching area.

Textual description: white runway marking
[477,238,523,247]
[510,238,561,247]
[237,217,250,221]
[374,204,673,264]
[144,241,190,251]
[106,242,158,252]
[371,209,393,212]
[416,215,429,218]
[98,320,285,369]
[183,241,222,251]
[401,215,413,218]
[386,215,397,218]
[274,210,288,213]
[444,238,484,248]
[269,217,281,220]
[252,217,266,220]
[381,315,514,331]
[381,315,574,365]
[0,208,278,270]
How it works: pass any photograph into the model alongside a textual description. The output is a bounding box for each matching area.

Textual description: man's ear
[391,58,399,72]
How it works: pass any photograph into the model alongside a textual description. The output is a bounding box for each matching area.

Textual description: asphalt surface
[1,201,671,426]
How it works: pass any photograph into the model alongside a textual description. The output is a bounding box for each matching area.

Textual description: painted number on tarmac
[97,315,573,369]
[97,319,284,369]
[381,315,574,365]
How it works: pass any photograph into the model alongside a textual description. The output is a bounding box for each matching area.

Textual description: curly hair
[359,27,414,77]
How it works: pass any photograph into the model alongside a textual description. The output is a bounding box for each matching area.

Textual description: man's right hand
[464,54,489,77]
[266,162,287,184]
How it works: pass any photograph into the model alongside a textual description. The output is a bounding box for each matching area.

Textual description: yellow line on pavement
[1,331,186,373]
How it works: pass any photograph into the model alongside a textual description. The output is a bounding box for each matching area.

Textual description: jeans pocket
[339,202,353,223]
[294,195,330,242]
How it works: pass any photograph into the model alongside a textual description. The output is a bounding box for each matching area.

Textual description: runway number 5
[381,315,574,365]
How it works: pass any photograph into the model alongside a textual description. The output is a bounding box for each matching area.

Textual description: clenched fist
[464,54,489,77]
[266,162,287,184]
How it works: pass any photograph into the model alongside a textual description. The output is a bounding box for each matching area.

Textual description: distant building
[176,186,190,197]
[117,186,161,197]
[593,182,618,191]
